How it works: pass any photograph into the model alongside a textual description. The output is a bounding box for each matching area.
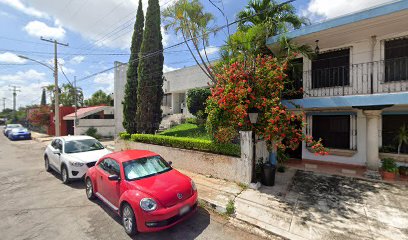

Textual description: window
[98,158,120,175]
[312,115,350,149]
[283,58,303,100]
[312,49,350,88]
[123,155,171,181]
[382,115,408,154]
[384,38,408,82]
[162,93,172,107]
[64,139,104,154]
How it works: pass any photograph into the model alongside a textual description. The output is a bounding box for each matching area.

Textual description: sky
[0,0,396,109]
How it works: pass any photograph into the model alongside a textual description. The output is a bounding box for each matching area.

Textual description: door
[95,158,121,209]
[49,139,62,171]
[66,120,74,135]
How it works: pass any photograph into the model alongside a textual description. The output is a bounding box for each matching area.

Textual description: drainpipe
[370,36,377,94]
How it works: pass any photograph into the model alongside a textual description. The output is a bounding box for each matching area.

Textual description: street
[0,134,266,240]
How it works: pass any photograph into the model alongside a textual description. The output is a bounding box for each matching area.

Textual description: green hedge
[119,132,240,157]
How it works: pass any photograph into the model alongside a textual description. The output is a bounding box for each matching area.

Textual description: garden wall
[116,132,253,184]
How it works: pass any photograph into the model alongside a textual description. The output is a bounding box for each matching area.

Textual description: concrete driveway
[0,135,268,240]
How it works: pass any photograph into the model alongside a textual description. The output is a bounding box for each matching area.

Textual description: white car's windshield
[123,156,171,181]
[7,124,22,129]
[64,139,104,154]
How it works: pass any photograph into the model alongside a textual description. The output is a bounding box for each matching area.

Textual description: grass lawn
[158,123,212,140]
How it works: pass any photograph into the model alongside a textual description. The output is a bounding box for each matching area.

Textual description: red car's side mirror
[108,174,120,181]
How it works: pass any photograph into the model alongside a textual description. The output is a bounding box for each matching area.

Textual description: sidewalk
[182,168,408,240]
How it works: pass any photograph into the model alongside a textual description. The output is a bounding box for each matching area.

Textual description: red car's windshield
[123,155,171,181]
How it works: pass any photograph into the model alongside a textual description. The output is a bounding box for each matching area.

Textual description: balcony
[302,57,408,97]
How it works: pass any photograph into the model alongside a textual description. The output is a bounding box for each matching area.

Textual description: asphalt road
[0,133,267,240]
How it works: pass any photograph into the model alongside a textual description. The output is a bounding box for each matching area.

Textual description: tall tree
[123,0,144,134]
[59,83,84,107]
[163,0,215,82]
[136,0,164,133]
[84,90,113,106]
[40,88,47,106]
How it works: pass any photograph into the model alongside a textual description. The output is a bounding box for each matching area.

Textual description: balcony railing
[302,57,408,97]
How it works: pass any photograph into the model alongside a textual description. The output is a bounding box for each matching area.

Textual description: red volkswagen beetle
[85,150,198,236]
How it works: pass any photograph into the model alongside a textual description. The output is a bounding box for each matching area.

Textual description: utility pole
[74,76,78,134]
[9,85,21,121]
[41,37,68,136]
[2,98,6,112]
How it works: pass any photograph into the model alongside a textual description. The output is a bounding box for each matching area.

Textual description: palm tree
[237,0,309,35]
[162,0,215,82]
[396,124,408,155]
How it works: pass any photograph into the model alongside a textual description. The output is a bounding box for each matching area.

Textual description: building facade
[113,62,211,134]
[268,0,408,169]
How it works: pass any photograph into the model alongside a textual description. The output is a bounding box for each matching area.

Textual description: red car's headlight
[140,198,157,212]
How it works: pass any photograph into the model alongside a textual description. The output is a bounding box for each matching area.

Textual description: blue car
[8,127,31,141]
[3,124,23,137]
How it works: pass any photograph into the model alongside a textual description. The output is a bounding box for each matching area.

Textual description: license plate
[179,205,190,216]
[19,136,24,139]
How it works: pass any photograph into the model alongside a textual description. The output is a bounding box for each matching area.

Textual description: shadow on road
[91,198,211,240]
[47,170,86,189]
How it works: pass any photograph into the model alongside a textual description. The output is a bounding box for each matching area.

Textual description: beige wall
[75,119,115,137]
[115,138,252,184]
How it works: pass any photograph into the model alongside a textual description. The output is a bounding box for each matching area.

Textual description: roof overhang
[267,0,408,53]
[63,106,110,120]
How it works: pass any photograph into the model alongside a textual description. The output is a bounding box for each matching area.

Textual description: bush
[186,117,197,125]
[85,127,102,140]
[119,132,131,140]
[381,158,398,173]
[120,133,240,157]
[187,88,211,116]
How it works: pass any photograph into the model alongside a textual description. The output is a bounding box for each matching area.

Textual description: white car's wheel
[122,203,137,236]
[85,178,95,200]
[61,166,70,184]
[44,156,51,172]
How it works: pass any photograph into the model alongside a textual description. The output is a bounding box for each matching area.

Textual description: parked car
[85,150,198,236]
[8,127,31,140]
[44,136,111,184]
[3,124,23,137]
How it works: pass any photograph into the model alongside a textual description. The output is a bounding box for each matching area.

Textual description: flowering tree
[206,55,328,155]
[28,106,50,127]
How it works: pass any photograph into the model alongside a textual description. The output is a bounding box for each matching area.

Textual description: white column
[364,110,382,170]
[239,131,253,184]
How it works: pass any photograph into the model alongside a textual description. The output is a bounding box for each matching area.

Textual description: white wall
[75,119,115,137]
[114,61,127,135]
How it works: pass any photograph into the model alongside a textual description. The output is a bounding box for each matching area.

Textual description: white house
[268,0,408,169]
[63,106,115,137]
[114,62,211,134]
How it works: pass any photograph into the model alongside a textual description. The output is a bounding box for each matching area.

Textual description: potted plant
[381,158,398,180]
[399,166,408,179]
[277,149,288,173]
[396,124,408,155]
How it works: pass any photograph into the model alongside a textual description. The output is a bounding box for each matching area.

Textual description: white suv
[44,136,111,184]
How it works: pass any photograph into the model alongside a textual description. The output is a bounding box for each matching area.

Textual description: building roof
[63,106,108,120]
[266,0,408,47]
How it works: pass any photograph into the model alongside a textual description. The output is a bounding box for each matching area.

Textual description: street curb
[198,196,227,214]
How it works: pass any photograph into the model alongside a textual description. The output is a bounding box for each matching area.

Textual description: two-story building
[113,62,211,134]
[268,0,408,170]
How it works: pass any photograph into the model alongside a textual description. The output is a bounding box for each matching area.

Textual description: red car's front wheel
[122,203,137,236]
[85,178,95,200]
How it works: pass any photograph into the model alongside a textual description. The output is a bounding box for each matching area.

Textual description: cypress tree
[40,88,47,106]
[136,0,164,133]
[123,0,144,134]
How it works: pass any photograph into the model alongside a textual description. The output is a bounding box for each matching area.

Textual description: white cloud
[17,0,175,49]
[69,55,85,64]
[0,52,27,64]
[0,69,46,83]
[0,80,52,108]
[200,46,219,56]
[93,72,114,93]
[0,0,48,18]
[23,20,66,40]
[306,0,395,19]
[163,65,179,73]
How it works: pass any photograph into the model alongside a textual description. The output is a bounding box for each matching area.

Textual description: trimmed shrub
[85,127,102,140]
[120,133,240,157]
[119,132,131,140]
[187,88,211,116]
[186,117,197,125]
